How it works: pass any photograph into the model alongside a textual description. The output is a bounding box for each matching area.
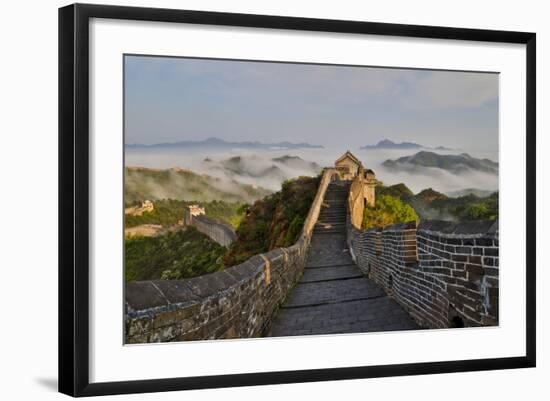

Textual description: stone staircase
[312,181,351,235]
[269,179,418,337]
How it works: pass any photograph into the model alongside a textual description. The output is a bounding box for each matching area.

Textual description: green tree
[224,175,321,266]
[125,227,227,282]
[363,194,419,229]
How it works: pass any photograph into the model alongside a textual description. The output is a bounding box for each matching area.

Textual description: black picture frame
[58,3,536,397]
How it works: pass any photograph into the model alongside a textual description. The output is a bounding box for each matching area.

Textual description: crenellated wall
[347,215,499,328]
[125,169,339,343]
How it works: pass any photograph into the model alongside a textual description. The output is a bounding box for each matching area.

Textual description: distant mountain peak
[382,151,498,175]
[378,139,396,146]
[272,155,302,162]
[204,137,225,143]
[361,139,454,151]
[361,139,422,150]
[126,137,323,150]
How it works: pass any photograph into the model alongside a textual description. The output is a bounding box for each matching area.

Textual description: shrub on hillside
[224,175,321,266]
[125,227,226,282]
[363,194,419,229]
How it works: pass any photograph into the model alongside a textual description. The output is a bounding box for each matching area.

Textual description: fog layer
[125,146,498,196]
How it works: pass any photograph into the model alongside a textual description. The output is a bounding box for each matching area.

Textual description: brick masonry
[125,168,339,343]
[347,216,499,328]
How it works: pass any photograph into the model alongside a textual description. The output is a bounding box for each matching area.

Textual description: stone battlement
[124,200,154,216]
[347,206,499,328]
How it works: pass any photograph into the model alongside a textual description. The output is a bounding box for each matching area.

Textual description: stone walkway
[269,181,418,337]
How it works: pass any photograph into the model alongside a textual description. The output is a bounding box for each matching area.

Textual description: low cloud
[126,147,498,199]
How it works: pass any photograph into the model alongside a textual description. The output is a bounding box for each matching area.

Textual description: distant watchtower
[185,204,205,226]
[335,150,362,180]
[334,151,377,213]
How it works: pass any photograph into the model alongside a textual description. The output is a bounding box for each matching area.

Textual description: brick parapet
[347,198,499,329]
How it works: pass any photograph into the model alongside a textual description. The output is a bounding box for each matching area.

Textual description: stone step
[299,265,364,283]
[317,224,346,228]
[316,227,346,231]
[281,277,386,308]
[313,229,346,235]
[316,222,346,227]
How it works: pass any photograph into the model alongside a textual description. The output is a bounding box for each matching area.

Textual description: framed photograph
[58,3,536,397]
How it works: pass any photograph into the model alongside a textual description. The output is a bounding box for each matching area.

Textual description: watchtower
[185,204,205,225]
[335,150,363,180]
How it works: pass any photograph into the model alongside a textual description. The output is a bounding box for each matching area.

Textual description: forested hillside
[125,227,226,282]
[224,175,321,266]
[125,166,270,204]
[377,183,498,222]
[125,199,246,229]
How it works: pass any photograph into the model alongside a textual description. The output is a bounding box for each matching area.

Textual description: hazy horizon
[124,55,499,195]
[125,55,499,153]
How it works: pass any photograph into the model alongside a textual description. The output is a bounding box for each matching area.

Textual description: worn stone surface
[269,181,418,337]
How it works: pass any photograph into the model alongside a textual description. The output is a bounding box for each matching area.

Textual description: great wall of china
[185,205,237,248]
[125,152,499,343]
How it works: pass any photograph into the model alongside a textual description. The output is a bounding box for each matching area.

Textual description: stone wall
[347,218,499,328]
[125,168,338,343]
[348,167,377,229]
[348,174,365,229]
[191,215,237,248]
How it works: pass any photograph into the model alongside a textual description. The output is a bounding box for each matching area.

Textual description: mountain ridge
[382,151,498,175]
[125,166,271,204]
[361,138,453,151]
[126,137,323,150]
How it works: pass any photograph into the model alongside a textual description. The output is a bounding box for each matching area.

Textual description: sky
[124,55,499,152]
